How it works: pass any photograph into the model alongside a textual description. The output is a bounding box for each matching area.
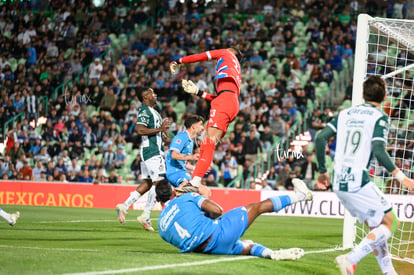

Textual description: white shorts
[141,155,166,182]
[335,182,392,228]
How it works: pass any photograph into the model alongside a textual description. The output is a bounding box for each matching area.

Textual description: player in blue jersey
[155,178,313,260]
[166,115,211,197]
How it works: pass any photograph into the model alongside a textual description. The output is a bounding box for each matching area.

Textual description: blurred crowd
[0,0,411,189]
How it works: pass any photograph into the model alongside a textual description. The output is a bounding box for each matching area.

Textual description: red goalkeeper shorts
[206,91,239,136]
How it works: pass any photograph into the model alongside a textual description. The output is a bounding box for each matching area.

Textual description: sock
[191,176,202,188]
[250,243,273,258]
[124,190,141,209]
[191,137,216,187]
[143,186,156,217]
[269,195,292,212]
[288,191,306,204]
[347,224,392,265]
[374,241,397,275]
[0,208,11,223]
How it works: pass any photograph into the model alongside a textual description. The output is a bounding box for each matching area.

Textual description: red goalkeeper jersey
[179,49,241,96]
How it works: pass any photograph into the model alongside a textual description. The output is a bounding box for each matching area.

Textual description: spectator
[300,154,318,189]
[308,109,325,141]
[243,130,262,164]
[18,160,32,180]
[221,151,238,187]
[114,146,127,169]
[88,58,103,83]
[32,161,46,181]
[102,144,116,170]
[203,163,219,187]
[249,51,263,69]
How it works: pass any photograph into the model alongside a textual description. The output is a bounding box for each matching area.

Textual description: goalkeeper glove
[181,79,202,95]
[169,60,181,74]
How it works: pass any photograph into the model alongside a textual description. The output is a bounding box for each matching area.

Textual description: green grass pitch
[0,205,411,275]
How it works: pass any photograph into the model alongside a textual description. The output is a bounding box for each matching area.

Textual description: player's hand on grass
[169,61,181,74]
[317,172,331,188]
[181,79,199,95]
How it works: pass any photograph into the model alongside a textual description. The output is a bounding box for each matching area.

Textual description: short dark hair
[155,179,173,203]
[363,75,386,103]
[230,47,243,63]
[137,87,151,102]
[184,115,204,129]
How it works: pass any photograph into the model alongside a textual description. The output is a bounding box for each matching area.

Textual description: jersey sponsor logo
[159,203,180,232]
[379,120,386,127]
[176,139,181,144]
[140,110,150,117]
[347,109,374,115]
[345,119,365,127]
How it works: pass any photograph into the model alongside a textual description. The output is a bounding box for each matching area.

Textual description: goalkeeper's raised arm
[181,79,217,101]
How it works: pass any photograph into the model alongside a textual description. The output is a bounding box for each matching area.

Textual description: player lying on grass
[170,48,242,192]
[165,115,211,198]
[315,75,414,275]
[0,207,19,226]
[155,178,312,260]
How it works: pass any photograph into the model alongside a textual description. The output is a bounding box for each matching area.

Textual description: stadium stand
[2,0,410,190]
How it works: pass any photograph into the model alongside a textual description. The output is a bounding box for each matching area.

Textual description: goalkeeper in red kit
[170,48,242,189]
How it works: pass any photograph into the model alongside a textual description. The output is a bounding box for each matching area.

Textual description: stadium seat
[174,101,186,115]
[264,41,272,50]
[8,58,17,72]
[253,41,262,51]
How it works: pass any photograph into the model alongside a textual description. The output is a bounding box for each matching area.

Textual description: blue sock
[269,195,291,212]
[250,243,266,257]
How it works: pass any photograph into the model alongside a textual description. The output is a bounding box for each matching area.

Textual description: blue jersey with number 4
[158,193,217,252]
[166,131,194,172]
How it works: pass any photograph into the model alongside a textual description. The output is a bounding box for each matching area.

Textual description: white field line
[35,218,158,224]
[62,256,257,275]
[0,245,108,253]
[2,244,346,274]
[54,247,343,275]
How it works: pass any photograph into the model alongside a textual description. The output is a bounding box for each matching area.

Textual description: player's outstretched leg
[137,185,156,232]
[116,203,128,225]
[116,180,152,225]
[241,240,304,261]
[271,248,305,261]
[292,178,313,201]
[335,221,395,275]
[0,208,20,226]
[335,254,356,275]
[190,137,217,188]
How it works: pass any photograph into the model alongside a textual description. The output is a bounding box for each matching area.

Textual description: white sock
[261,248,273,258]
[288,191,305,204]
[374,242,397,275]
[191,176,202,188]
[143,186,156,217]
[347,224,391,265]
[124,191,141,209]
[0,209,11,223]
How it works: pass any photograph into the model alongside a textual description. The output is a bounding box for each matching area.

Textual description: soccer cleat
[335,254,356,275]
[116,204,127,225]
[271,248,304,260]
[292,178,313,201]
[137,215,154,232]
[8,211,20,226]
[175,182,199,196]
